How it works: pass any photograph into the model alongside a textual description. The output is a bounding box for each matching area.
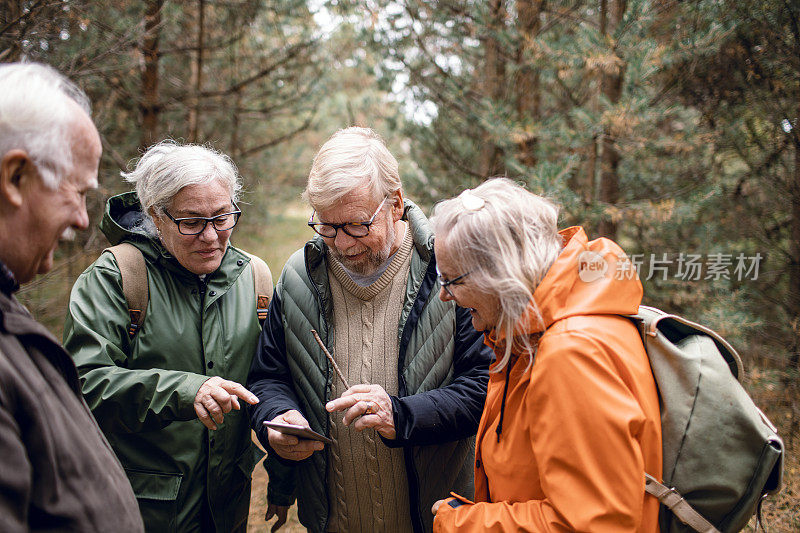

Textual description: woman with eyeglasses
[63,140,272,532]
[429,178,662,532]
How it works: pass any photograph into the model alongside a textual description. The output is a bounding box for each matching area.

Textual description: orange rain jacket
[433,227,662,532]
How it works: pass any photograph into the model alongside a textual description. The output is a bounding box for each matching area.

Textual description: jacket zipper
[396,258,438,533]
[305,247,332,533]
[198,276,208,362]
[197,275,215,526]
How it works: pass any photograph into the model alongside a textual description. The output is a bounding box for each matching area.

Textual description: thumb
[281,410,309,426]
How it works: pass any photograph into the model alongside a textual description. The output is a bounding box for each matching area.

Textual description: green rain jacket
[63,192,265,532]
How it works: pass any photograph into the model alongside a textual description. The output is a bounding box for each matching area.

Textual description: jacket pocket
[236,444,264,479]
[218,446,263,532]
[125,469,182,531]
[236,443,265,478]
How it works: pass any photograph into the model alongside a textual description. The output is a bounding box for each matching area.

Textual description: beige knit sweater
[325,226,415,533]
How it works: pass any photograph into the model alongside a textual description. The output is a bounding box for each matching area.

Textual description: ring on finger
[363,401,376,415]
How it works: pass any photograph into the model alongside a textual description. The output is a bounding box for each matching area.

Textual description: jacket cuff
[433,499,459,532]
[265,453,298,506]
[380,396,406,448]
[433,493,473,532]
[177,373,212,418]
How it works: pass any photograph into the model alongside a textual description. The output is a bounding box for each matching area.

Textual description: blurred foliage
[2,0,797,383]
[2,0,796,395]
[329,0,800,371]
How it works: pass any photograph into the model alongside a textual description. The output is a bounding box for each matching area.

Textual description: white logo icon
[578,251,608,282]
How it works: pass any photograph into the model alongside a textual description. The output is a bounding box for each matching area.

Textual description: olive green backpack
[106,242,272,336]
[630,306,783,533]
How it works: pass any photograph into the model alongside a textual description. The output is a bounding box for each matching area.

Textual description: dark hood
[100,192,161,261]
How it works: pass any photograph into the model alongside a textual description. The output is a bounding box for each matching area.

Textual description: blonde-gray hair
[121,140,241,233]
[431,177,562,370]
[303,127,401,211]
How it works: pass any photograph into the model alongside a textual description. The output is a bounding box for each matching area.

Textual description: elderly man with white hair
[0,62,143,531]
[247,127,493,533]
[63,140,272,532]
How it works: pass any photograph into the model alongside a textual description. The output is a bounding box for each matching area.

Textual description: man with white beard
[248,127,492,533]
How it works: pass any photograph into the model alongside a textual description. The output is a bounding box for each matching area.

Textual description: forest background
[1,0,798,530]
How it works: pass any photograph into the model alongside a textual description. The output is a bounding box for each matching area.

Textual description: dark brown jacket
[0,267,143,532]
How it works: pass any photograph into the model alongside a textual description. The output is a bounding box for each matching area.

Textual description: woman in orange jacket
[430,178,662,532]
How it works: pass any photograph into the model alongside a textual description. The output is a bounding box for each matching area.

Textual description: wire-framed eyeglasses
[307,196,388,239]
[164,201,241,236]
[436,266,471,298]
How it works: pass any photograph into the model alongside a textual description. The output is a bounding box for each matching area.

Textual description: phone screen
[262,421,333,444]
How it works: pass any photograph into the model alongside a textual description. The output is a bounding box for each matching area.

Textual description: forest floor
[15,207,797,532]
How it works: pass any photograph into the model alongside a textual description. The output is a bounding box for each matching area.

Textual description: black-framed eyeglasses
[436,266,471,299]
[307,196,388,239]
[164,201,241,236]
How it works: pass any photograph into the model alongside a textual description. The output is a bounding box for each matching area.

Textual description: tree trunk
[586,133,598,205]
[597,0,627,239]
[187,0,205,143]
[140,0,163,150]
[230,88,242,159]
[790,97,800,366]
[0,0,22,62]
[479,0,507,177]
[515,0,545,168]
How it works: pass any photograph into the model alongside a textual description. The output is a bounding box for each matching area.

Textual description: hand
[193,376,259,430]
[432,498,447,515]
[265,501,289,532]
[267,410,324,461]
[325,384,396,439]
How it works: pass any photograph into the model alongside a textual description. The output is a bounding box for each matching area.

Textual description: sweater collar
[328,225,414,300]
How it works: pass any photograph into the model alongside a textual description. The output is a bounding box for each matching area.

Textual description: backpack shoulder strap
[243,252,273,325]
[628,304,744,379]
[645,474,721,533]
[105,243,148,337]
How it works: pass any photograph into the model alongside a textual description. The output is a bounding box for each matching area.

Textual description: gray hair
[0,62,92,189]
[121,140,241,232]
[431,177,563,370]
[303,127,401,211]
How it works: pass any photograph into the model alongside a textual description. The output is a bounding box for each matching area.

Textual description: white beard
[330,219,396,276]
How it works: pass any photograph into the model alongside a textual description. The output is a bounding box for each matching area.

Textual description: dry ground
[247,455,305,532]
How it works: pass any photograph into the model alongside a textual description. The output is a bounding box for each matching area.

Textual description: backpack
[629,305,783,533]
[105,243,273,337]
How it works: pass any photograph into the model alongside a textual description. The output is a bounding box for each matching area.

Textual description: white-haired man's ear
[0,150,34,208]
[390,189,404,219]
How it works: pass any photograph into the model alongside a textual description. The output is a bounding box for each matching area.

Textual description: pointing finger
[326,395,360,413]
[340,384,373,397]
[220,380,260,404]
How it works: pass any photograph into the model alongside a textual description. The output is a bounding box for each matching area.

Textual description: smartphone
[263,420,333,444]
